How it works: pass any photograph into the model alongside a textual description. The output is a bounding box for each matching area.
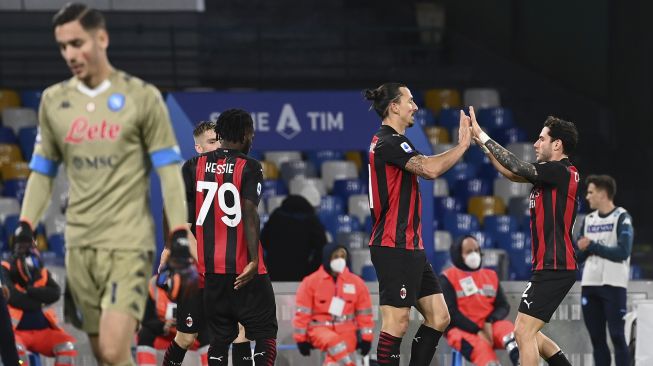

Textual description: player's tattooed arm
[485,140,537,181]
[405,143,467,180]
[405,155,429,178]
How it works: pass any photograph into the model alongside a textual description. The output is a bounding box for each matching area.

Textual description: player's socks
[163,340,186,366]
[231,341,252,366]
[253,338,277,366]
[546,350,572,366]
[207,341,229,366]
[408,325,443,366]
[377,331,402,365]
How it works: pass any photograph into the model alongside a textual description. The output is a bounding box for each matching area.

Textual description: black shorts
[176,287,205,334]
[203,273,278,343]
[370,246,442,307]
[518,270,576,322]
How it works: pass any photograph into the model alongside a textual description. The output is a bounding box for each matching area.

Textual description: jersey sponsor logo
[587,223,614,233]
[64,117,122,144]
[400,142,413,153]
[71,155,119,170]
[108,93,126,111]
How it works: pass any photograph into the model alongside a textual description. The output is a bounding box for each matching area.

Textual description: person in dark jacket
[261,195,327,281]
[0,265,20,366]
[440,235,519,366]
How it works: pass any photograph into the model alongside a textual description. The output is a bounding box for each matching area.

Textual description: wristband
[479,131,491,144]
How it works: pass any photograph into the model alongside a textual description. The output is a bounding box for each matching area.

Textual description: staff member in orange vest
[136,274,210,366]
[293,243,374,366]
[440,235,519,366]
[0,241,77,366]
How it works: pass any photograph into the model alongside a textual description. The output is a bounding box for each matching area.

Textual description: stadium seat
[19,90,42,110]
[266,195,287,214]
[477,162,503,182]
[260,179,288,201]
[344,151,364,172]
[348,194,370,226]
[432,178,449,197]
[424,126,450,145]
[289,177,326,197]
[259,213,270,230]
[361,265,377,281]
[332,178,366,202]
[468,196,506,225]
[443,213,480,239]
[247,150,264,161]
[349,248,371,276]
[432,250,451,273]
[463,88,500,109]
[2,108,38,135]
[477,107,514,131]
[0,144,24,165]
[493,178,532,207]
[0,127,18,144]
[504,232,531,280]
[263,151,302,169]
[507,142,536,162]
[630,265,642,280]
[336,231,368,250]
[322,214,361,243]
[494,127,528,146]
[413,108,436,127]
[433,230,453,252]
[0,89,20,114]
[453,179,491,206]
[467,230,494,249]
[363,216,373,234]
[17,126,37,162]
[464,146,490,170]
[433,196,463,225]
[261,161,279,180]
[319,195,345,217]
[305,150,344,171]
[1,178,28,201]
[47,234,65,258]
[280,160,317,183]
[483,215,519,243]
[437,108,463,130]
[321,161,358,191]
[482,248,509,279]
[432,142,455,156]
[3,214,19,247]
[424,88,461,115]
[442,162,476,188]
[1,161,30,181]
[508,196,530,217]
[0,197,20,225]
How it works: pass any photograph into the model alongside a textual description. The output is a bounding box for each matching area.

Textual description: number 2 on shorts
[521,282,532,298]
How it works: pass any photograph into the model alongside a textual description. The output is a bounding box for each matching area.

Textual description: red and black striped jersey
[527,158,579,271]
[368,125,424,250]
[182,149,267,275]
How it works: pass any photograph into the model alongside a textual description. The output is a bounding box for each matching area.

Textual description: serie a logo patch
[400,142,413,153]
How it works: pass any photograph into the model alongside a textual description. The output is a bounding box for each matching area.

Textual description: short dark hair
[363,82,406,119]
[215,109,254,144]
[52,2,106,31]
[586,174,617,200]
[543,116,578,155]
[193,121,216,138]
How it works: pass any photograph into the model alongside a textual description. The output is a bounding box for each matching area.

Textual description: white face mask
[330,258,347,273]
[464,252,481,270]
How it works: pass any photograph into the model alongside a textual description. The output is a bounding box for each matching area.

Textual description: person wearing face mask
[293,243,374,365]
[440,235,518,366]
[0,240,77,366]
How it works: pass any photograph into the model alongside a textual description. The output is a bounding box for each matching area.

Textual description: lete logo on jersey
[108,93,125,112]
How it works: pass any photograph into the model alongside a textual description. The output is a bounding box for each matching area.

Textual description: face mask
[330,258,347,274]
[464,252,481,270]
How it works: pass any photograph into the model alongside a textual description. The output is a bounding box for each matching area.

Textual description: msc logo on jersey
[108,93,125,112]
[400,142,413,153]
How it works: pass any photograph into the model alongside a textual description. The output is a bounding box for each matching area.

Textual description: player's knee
[175,331,198,349]
[387,313,410,336]
[513,323,535,344]
[99,346,126,365]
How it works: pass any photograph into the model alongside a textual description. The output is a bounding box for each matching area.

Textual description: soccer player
[577,175,633,366]
[470,107,579,366]
[181,109,278,366]
[13,3,192,365]
[364,82,472,365]
[162,121,252,366]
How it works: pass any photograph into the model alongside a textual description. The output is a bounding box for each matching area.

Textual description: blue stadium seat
[0,226,6,253]
[332,178,366,202]
[319,195,345,217]
[502,231,531,280]
[477,107,514,131]
[438,108,464,130]
[0,127,18,144]
[305,150,344,170]
[19,90,42,110]
[494,126,527,146]
[443,213,480,239]
[452,179,491,206]
[247,150,264,161]
[413,108,436,127]
[484,215,519,246]
[47,234,65,258]
[259,213,269,230]
[478,162,503,182]
[18,126,37,162]
[361,265,377,281]
[3,214,19,247]
[363,215,373,234]
[519,214,531,232]
[433,197,463,224]
[464,146,490,170]
[442,162,476,188]
[1,178,28,202]
[630,265,642,280]
[260,179,288,201]
[280,160,317,183]
[432,249,451,273]
[322,214,361,239]
[467,230,495,249]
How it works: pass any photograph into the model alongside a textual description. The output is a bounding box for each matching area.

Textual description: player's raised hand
[234,260,258,290]
[458,110,472,148]
[468,106,484,140]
